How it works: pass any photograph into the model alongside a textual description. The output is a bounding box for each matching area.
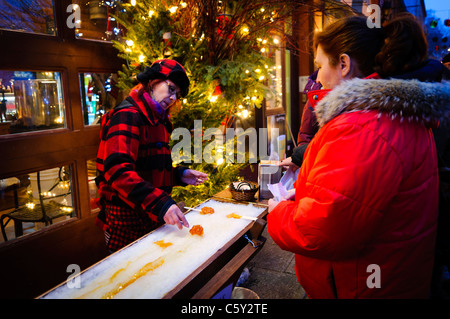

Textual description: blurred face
[315,45,349,90]
[150,79,181,110]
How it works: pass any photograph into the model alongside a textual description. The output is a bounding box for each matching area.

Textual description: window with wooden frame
[262,33,287,161]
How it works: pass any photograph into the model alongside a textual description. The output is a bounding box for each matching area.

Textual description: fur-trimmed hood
[315,78,450,128]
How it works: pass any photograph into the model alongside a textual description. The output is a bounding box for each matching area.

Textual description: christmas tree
[110,0,300,206]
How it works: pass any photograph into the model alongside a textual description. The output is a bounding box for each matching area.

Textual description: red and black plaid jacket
[96,84,187,251]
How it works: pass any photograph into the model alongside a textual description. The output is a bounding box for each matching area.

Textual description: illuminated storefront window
[0,0,56,35]
[71,0,124,42]
[79,72,122,125]
[0,70,65,135]
[266,35,283,110]
[0,165,74,243]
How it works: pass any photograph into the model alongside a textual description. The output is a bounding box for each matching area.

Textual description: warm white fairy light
[61,207,73,213]
[59,181,70,189]
[169,6,178,14]
[130,0,136,6]
[26,202,35,209]
[139,54,146,63]
[41,192,56,197]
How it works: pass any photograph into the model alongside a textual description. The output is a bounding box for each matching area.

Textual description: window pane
[79,72,123,125]
[86,159,99,212]
[72,0,123,41]
[267,113,286,160]
[0,0,56,35]
[0,71,65,135]
[0,165,75,243]
[266,36,283,109]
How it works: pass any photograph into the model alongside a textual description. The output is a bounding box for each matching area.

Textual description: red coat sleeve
[268,116,403,261]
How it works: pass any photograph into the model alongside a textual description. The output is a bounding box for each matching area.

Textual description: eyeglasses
[165,81,181,100]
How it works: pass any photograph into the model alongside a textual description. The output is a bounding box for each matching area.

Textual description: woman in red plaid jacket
[96,59,208,252]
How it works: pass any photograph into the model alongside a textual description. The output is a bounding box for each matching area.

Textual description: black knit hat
[136,59,190,97]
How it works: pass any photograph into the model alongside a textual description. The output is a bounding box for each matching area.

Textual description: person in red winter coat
[96,59,208,252]
[267,15,450,298]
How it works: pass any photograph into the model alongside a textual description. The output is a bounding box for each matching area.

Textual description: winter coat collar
[129,85,168,125]
[307,73,381,109]
[314,78,450,129]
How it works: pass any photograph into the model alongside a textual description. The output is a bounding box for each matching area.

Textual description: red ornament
[217,14,237,39]
[213,84,222,96]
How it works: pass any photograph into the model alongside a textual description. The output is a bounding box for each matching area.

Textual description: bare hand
[268,198,280,213]
[277,157,299,172]
[163,204,189,229]
[181,169,208,186]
